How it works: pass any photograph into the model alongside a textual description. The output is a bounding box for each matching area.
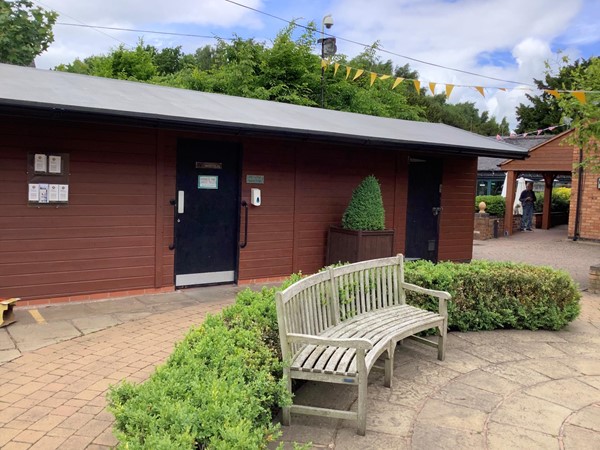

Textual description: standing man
[519,181,536,231]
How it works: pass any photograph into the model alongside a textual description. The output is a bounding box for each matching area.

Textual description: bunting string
[321,59,599,103]
[495,123,569,140]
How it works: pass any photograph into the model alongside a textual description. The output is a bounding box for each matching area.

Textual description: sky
[34,0,600,132]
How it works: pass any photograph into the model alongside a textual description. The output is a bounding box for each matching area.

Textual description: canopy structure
[500,130,574,234]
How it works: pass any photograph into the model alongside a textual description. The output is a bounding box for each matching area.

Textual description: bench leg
[282,369,292,426]
[383,342,396,388]
[357,374,367,436]
[437,321,447,361]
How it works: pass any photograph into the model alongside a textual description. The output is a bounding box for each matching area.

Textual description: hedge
[404,260,580,331]
[475,195,505,216]
[108,274,301,450]
[108,261,580,448]
[534,187,571,213]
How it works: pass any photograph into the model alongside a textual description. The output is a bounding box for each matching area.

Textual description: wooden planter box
[326,226,395,265]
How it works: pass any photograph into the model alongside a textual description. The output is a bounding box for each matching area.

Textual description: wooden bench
[275,255,450,435]
[0,298,19,328]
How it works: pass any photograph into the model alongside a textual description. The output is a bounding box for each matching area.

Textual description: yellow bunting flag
[334,63,340,76]
[572,91,587,104]
[445,84,454,99]
[413,80,421,94]
[392,77,404,89]
[321,59,328,69]
[379,74,391,81]
[353,69,364,81]
[369,72,377,87]
[345,66,352,80]
[544,89,560,99]
[475,86,485,97]
[429,82,436,95]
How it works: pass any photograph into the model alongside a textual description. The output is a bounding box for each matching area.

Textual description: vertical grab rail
[240,200,249,248]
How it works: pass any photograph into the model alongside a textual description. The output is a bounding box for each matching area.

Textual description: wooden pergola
[500,130,574,235]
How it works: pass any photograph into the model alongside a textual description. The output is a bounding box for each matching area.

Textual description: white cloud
[33,0,597,130]
[36,0,266,68]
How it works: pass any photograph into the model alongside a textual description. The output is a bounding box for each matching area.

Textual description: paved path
[473,224,600,290]
[0,227,598,449]
[0,289,237,449]
[278,291,600,449]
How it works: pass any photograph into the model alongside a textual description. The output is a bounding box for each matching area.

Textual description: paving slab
[8,322,81,352]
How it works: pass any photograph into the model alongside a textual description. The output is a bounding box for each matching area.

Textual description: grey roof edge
[0,64,528,159]
[3,100,527,159]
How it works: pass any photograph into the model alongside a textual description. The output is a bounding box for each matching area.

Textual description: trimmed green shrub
[404,260,580,332]
[534,187,571,213]
[474,195,505,216]
[108,275,301,450]
[341,175,385,230]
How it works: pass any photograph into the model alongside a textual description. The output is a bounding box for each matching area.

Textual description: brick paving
[0,226,598,449]
[0,297,233,449]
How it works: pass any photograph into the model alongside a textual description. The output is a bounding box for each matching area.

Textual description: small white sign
[34,154,47,172]
[48,155,62,174]
[39,183,49,203]
[28,184,40,202]
[198,175,218,190]
[58,184,69,202]
[48,184,59,202]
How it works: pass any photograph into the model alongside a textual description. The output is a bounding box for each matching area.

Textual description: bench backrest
[330,255,406,320]
[276,255,406,358]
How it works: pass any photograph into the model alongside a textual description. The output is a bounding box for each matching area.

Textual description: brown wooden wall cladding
[0,118,161,300]
[1,116,478,300]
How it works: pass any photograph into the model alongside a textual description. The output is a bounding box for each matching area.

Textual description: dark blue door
[405,158,443,261]
[174,139,241,287]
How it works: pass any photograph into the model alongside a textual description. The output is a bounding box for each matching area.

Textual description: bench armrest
[401,282,450,318]
[401,282,451,300]
[287,333,373,350]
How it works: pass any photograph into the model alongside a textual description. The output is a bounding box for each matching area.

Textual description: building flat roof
[0,63,527,159]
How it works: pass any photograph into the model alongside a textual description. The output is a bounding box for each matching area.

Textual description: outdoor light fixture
[318,14,337,108]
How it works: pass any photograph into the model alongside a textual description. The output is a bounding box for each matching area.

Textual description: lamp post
[318,14,336,108]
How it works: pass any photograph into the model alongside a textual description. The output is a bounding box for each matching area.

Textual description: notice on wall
[58,184,69,202]
[48,184,59,202]
[48,155,62,174]
[34,154,47,173]
[198,175,219,190]
[39,183,49,203]
[28,184,40,202]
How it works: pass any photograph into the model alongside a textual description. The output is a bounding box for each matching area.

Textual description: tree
[515,57,593,134]
[0,0,57,66]
[558,57,600,169]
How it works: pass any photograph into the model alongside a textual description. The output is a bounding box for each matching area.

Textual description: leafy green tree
[558,57,600,169]
[515,57,593,134]
[0,0,57,66]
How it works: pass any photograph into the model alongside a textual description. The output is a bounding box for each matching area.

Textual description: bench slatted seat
[276,255,450,435]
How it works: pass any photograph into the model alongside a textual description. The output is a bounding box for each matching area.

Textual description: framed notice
[198,175,219,190]
[27,152,70,206]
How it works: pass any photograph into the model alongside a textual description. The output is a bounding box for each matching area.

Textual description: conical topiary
[341,175,386,231]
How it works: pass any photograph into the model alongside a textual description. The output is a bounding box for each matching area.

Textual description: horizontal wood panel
[0,246,154,264]
[0,276,155,300]
[0,266,155,290]
[0,116,163,300]
[0,256,155,276]
[1,226,155,240]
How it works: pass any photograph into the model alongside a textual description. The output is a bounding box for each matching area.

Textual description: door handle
[432,207,442,216]
[177,190,184,214]
[240,200,248,248]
